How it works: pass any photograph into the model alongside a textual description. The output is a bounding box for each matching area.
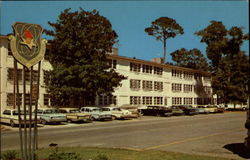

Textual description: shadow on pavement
[223,143,250,159]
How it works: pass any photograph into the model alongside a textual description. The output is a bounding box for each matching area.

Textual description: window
[44,94,50,106]
[8,43,12,56]
[204,86,212,94]
[3,110,11,115]
[154,81,163,91]
[194,73,202,80]
[108,59,117,69]
[142,65,152,74]
[183,72,193,80]
[184,97,193,105]
[172,83,182,92]
[130,63,141,72]
[203,75,211,81]
[24,70,38,82]
[43,70,50,85]
[154,67,163,75]
[184,84,193,92]
[154,97,163,105]
[24,94,36,106]
[172,69,182,78]
[7,68,22,81]
[130,96,141,105]
[194,85,202,93]
[172,97,182,105]
[142,80,153,91]
[130,79,141,89]
[194,98,197,105]
[142,97,152,105]
[99,95,117,106]
[7,93,22,106]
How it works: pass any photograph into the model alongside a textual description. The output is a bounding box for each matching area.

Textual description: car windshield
[101,108,110,111]
[113,108,121,111]
[69,109,80,113]
[44,109,61,114]
[13,110,28,115]
[92,108,100,112]
[59,110,67,113]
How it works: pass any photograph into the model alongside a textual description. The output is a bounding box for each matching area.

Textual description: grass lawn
[2,147,231,160]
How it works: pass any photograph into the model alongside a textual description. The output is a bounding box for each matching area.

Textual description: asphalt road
[1,112,247,159]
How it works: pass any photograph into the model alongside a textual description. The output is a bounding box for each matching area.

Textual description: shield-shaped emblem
[8,22,47,68]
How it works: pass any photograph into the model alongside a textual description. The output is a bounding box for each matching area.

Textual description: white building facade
[99,53,216,107]
[1,36,216,110]
[0,36,52,111]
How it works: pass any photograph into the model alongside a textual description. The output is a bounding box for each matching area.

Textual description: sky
[1,1,249,63]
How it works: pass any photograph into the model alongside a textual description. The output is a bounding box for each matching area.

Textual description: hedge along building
[0,35,52,111]
[1,36,216,110]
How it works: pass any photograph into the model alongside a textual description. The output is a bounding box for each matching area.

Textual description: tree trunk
[163,38,166,63]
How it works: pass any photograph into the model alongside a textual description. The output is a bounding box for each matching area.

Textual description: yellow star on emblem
[20,37,36,50]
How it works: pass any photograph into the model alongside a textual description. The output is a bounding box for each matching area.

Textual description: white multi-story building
[99,51,216,107]
[1,35,216,111]
[0,36,52,111]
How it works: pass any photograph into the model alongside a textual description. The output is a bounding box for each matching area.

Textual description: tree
[196,21,249,105]
[45,8,126,106]
[170,48,209,71]
[145,17,184,63]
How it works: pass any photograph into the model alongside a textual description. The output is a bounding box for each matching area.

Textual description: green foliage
[170,48,209,71]
[48,147,81,160]
[93,154,109,160]
[1,150,18,160]
[45,8,126,106]
[145,17,184,62]
[196,20,249,104]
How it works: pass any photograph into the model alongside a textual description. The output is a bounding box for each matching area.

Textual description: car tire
[10,120,15,128]
[112,116,116,120]
[41,120,47,125]
[90,116,95,121]
[67,119,72,123]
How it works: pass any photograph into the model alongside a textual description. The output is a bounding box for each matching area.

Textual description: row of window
[6,93,49,106]
[130,96,214,106]
[130,96,165,105]
[130,79,163,91]
[173,97,213,105]
[7,68,39,82]
[130,63,163,75]
[172,83,211,94]
[172,69,210,81]
[98,95,117,106]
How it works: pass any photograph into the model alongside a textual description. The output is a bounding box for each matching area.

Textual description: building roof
[108,54,211,76]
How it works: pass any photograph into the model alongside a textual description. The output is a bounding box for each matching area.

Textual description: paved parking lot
[1,112,248,159]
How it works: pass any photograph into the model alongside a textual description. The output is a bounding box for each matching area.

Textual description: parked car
[140,106,173,117]
[58,108,92,123]
[101,107,133,119]
[205,105,218,113]
[34,108,67,125]
[196,105,210,114]
[175,105,198,115]
[0,109,35,127]
[215,105,225,113]
[80,107,113,121]
[119,104,141,118]
[168,106,184,116]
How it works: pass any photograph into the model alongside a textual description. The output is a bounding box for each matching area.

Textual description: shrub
[2,150,18,160]
[48,147,81,160]
[93,154,109,160]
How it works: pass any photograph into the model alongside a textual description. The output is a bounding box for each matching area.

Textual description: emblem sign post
[9,22,47,160]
